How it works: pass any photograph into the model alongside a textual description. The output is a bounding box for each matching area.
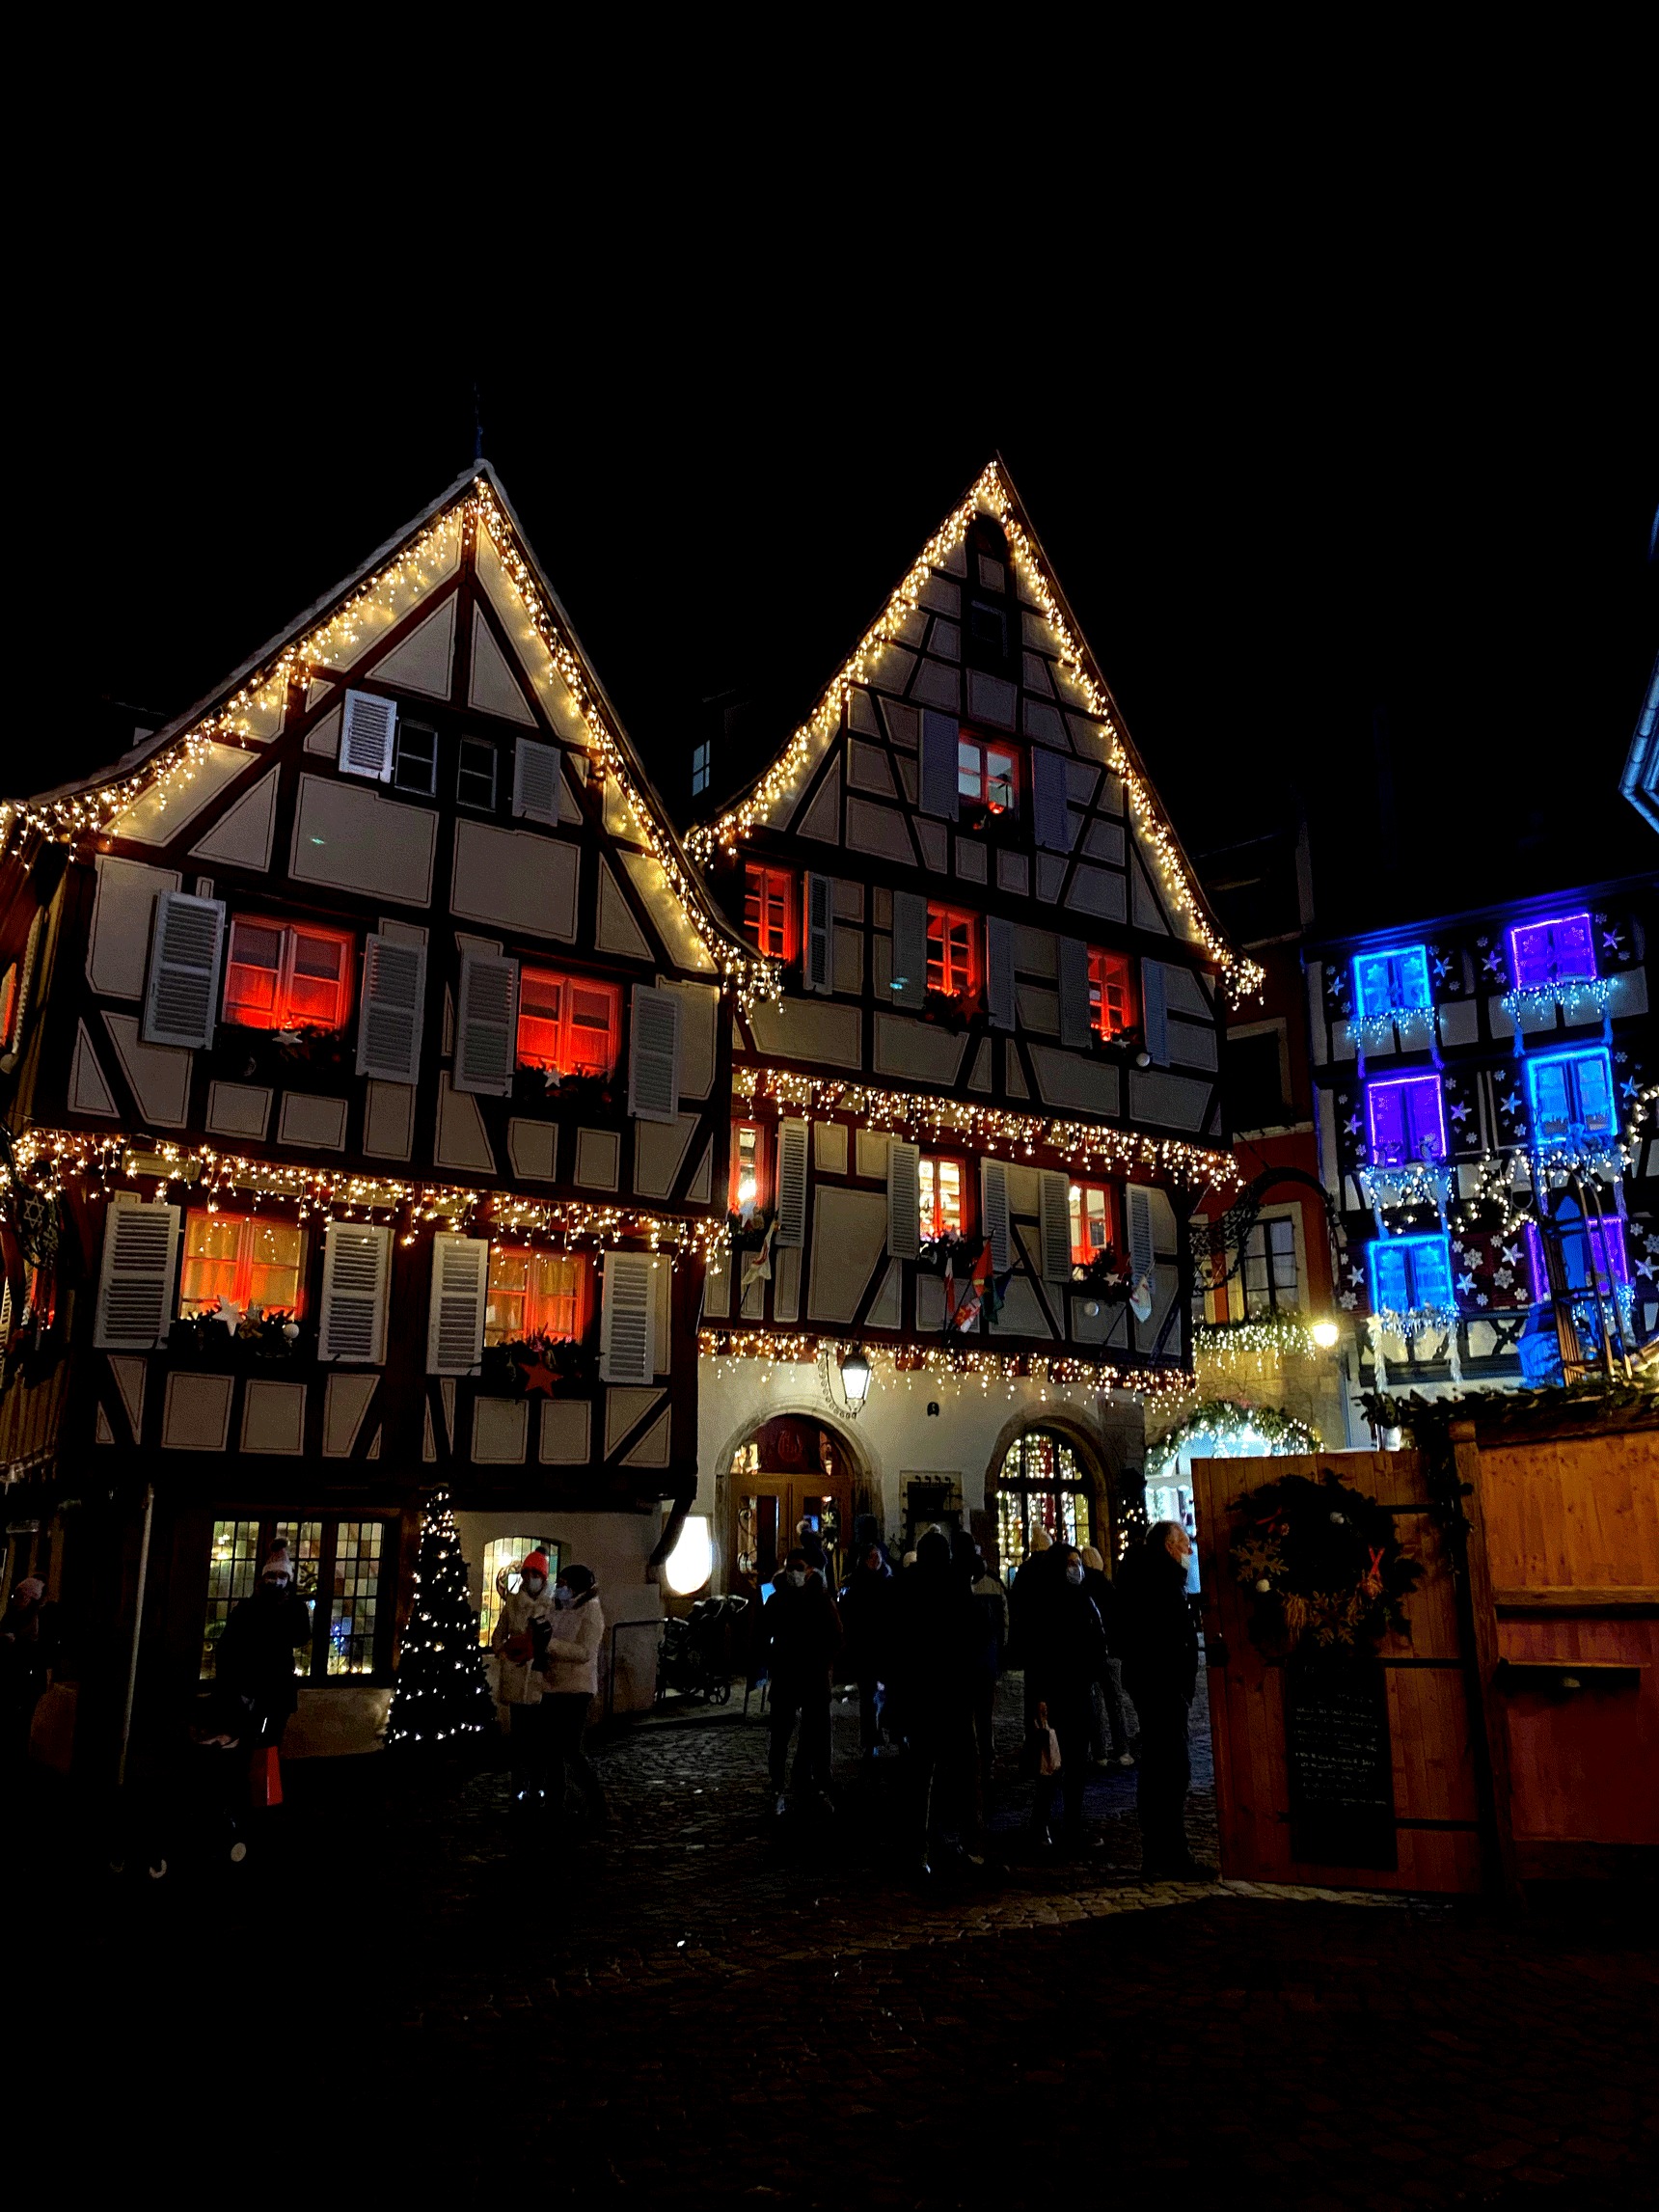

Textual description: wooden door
[1193,1450,1485,1894]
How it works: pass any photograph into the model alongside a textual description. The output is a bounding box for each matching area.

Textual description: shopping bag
[249,1743,284,1809]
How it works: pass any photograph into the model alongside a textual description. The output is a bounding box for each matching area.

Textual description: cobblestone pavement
[23,1676,1659,2207]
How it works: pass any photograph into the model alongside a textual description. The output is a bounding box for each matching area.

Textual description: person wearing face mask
[541,1564,609,1829]
[1116,1520,1204,1878]
[1025,1546,1107,1854]
[210,1543,313,1753]
[492,1549,557,1803]
[763,1548,842,1815]
[837,1543,894,1760]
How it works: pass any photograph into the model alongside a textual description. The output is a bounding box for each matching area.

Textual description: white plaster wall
[453,1509,663,1716]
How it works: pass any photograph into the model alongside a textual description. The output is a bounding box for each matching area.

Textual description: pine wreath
[1229,1467,1422,1654]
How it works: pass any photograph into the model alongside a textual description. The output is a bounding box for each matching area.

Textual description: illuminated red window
[957,736,1019,813]
[224,920,354,1032]
[1089,950,1135,1038]
[731,1122,770,1217]
[927,904,978,998]
[517,970,620,1078]
[919,1157,968,1241]
[0,964,16,1047]
[744,865,796,960]
[179,1211,306,1317]
[1069,1181,1115,1265]
[484,1247,592,1346]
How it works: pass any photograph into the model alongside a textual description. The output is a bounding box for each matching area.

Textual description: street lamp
[1310,1320,1340,1350]
[663,1515,714,1597]
[840,1345,872,1411]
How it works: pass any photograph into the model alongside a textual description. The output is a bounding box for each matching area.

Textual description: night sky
[26,250,1655,941]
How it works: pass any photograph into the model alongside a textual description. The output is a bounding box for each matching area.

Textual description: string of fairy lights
[687,458,1265,1006]
[732,1065,1238,1189]
[698,1327,1198,1404]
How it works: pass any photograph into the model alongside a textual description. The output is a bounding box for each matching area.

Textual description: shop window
[202,1518,260,1680]
[484,1246,592,1346]
[1088,950,1134,1039]
[223,919,354,1032]
[956,737,1019,814]
[919,1156,966,1241]
[179,1211,306,1318]
[1525,1214,1628,1300]
[1069,1181,1114,1265]
[1241,1217,1299,1317]
[516,969,620,1078]
[1526,1047,1616,1144]
[926,904,978,998]
[993,1430,1095,1570]
[393,719,438,796]
[1509,912,1594,990]
[0,963,15,1047]
[1366,1075,1447,1166]
[479,1535,561,1650]
[743,865,796,961]
[456,736,498,809]
[1368,1233,1454,1315]
[731,1121,770,1218]
[201,1515,391,1684]
[1352,944,1430,1019]
[327,1520,385,1677]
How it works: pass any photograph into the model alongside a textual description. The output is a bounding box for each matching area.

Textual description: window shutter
[919,710,960,820]
[980,1159,1010,1274]
[775,1117,810,1248]
[93,1198,180,1351]
[511,736,561,826]
[986,916,1016,1031]
[890,891,928,1012]
[340,689,396,781]
[427,1233,489,1376]
[804,874,834,995]
[600,1250,655,1383]
[885,1139,921,1260]
[1057,937,1092,1049]
[318,1221,393,1364]
[1031,746,1071,852]
[142,891,225,1051]
[1038,1169,1072,1281]
[454,952,520,1097]
[356,935,427,1081]
[627,982,683,1124]
[1141,960,1170,1064]
[1127,1185,1155,1287]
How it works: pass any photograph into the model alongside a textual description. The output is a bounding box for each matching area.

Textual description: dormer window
[926,903,978,998]
[957,737,1019,816]
[1352,945,1431,1020]
[223,920,354,1032]
[744,864,796,961]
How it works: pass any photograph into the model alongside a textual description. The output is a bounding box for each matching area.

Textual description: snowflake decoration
[1476,1293,1489,1307]
[1494,1267,1514,1289]
[1339,1290,1358,1310]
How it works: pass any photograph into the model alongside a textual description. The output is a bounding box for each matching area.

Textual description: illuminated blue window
[1525,1215,1628,1300]
[1368,1234,1455,1314]
[1509,913,1594,990]
[1352,944,1431,1019]
[1525,1048,1616,1145]
[1366,1075,1447,1165]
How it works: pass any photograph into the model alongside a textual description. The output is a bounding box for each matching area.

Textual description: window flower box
[170,1308,306,1363]
[727,1209,775,1256]
[478,1335,595,1397]
[510,1065,620,1116]
[915,1233,985,1277]
[212,1024,352,1088]
[921,989,981,1034]
[1071,1249,1131,1297]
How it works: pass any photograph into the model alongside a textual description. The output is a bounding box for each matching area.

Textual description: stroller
[109,1695,275,1882]
[657,1597,743,1705]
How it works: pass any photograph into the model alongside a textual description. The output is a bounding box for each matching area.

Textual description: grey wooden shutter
[980,1159,1011,1274]
[890,890,928,1012]
[142,891,226,1050]
[454,952,520,1097]
[1032,746,1071,851]
[511,736,561,826]
[1127,1186,1155,1286]
[919,710,960,819]
[600,1250,655,1383]
[775,1117,810,1247]
[427,1233,489,1376]
[885,1139,921,1260]
[318,1221,393,1364]
[1141,960,1170,1064]
[1057,937,1092,1049]
[356,935,427,1081]
[340,689,396,781]
[986,916,1016,1031]
[1038,1169,1073,1281]
[93,1198,180,1350]
[628,982,683,1124]
[804,874,834,995]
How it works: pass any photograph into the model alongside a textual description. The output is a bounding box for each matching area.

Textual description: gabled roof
[688,455,1264,1001]
[3,463,775,1006]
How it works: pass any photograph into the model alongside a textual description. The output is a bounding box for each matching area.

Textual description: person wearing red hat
[492,1549,556,1803]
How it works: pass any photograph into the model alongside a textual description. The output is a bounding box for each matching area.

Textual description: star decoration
[1621,1077,1642,1101]
[1451,1100,1472,1123]
[1482,950,1506,975]
[1348,1265,1366,1284]
[1346,1113,1363,1135]
[1603,929,1624,953]
[1638,1257,1655,1281]
[1432,956,1452,982]
[1456,1272,1475,1295]
[519,1361,558,1397]
[1502,1243,1522,1267]
[1502,1090,1522,1114]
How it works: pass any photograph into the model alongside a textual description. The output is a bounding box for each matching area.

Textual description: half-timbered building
[0,466,768,1762]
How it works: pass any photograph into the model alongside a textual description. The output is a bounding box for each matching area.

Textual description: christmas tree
[384,1492,497,1749]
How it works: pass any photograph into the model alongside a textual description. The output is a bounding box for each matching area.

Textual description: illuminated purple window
[1366,1076,1447,1166]
[1525,1215,1628,1300]
[1509,913,1595,990]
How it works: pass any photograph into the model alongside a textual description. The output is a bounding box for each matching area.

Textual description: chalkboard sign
[1285,1653,1397,1870]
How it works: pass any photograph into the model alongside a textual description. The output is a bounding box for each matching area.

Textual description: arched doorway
[722,1414,858,1598]
[988,1428,1103,1577]
[1144,1399,1321,1591]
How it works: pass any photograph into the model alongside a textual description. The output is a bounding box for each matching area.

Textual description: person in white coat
[542,1564,608,1827]
[492,1549,556,1802]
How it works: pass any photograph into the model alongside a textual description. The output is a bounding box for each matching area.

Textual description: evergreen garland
[384,1493,497,1751]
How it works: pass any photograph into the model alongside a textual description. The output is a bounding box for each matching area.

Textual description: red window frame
[516,969,621,1079]
[926,904,979,999]
[1069,1181,1115,1266]
[957,734,1020,814]
[1088,949,1135,1039]
[223,919,355,1033]
[179,1209,307,1318]
[744,865,796,961]
[919,1155,970,1243]
[730,1120,771,1216]
[484,1246,593,1347]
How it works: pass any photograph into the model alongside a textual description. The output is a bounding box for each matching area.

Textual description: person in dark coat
[1116,1520,1202,1876]
[851,1512,896,1574]
[949,1529,1002,1818]
[890,1530,982,1874]
[838,1543,894,1757]
[1080,1544,1133,1767]
[1008,1528,1057,1720]
[764,1550,843,1813]
[1026,1546,1107,1851]
[794,1518,831,1582]
[210,1545,313,1750]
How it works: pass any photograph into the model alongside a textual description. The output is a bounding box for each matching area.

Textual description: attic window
[968,601,1008,656]
[394,721,438,796]
[691,741,711,798]
[457,737,498,810]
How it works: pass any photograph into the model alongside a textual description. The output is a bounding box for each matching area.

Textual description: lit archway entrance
[1143,1399,1320,1587]
[991,1430,1100,1573]
[723,1414,857,1598]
